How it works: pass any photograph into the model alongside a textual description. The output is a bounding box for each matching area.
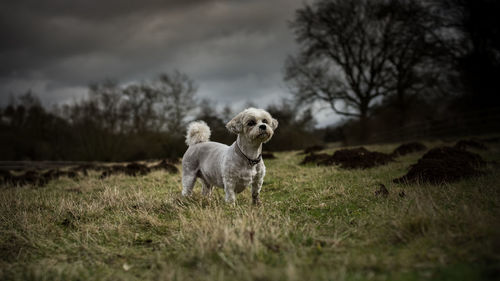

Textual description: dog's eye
[262,119,268,124]
[247,120,256,126]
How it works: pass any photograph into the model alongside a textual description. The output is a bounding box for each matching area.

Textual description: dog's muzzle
[257,131,269,139]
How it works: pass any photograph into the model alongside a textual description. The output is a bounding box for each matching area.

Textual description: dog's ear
[271,118,279,130]
[226,112,243,134]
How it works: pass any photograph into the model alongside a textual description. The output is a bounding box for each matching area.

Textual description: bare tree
[379,0,444,123]
[88,79,127,133]
[285,0,440,138]
[122,83,159,133]
[155,70,197,134]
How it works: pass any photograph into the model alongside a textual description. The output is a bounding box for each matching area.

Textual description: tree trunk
[359,102,369,142]
[397,88,407,129]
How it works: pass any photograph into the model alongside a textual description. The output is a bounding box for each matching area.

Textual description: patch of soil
[262,152,276,159]
[125,162,151,176]
[454,139,487,151]
[100,162,151,178]
[1,170,47,187]
[301,145,325,154]
[42,169,76,180]
[392,142,427,156]
[150,160,178,173]
[394,146,485,184]
[99,161,181,178]
[300,153,331,165]
[329,147,394,169]
[301,147,394,169]
[2,160,178,186]
[375,183,389,197]
[41,169,59,180]
[99,169,112,179]
[64,171,78,178]
[1,168,82,187]
[69,163,107,176]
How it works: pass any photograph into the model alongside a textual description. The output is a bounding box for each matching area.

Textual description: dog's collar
[235,142,261,166]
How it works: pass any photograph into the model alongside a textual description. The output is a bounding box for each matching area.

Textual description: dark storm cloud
[1,0,211,78]
[0,0,319,116]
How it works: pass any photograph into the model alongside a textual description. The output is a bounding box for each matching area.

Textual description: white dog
[181,108,278,204]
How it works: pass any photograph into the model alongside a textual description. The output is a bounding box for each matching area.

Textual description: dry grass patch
[1,139,500,280]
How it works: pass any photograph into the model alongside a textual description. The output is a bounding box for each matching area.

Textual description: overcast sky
[0,0,340,126]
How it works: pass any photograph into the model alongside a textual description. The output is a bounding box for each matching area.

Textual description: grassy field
[1,140,499,281]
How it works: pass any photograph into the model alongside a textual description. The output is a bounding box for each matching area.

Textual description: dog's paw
[252,196,261,206]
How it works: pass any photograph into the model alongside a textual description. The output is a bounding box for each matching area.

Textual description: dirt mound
[394,146,485,184]
[392,142,427,156]
[300,153,331,165]
[374,184,389,197]
[124,163,151,176]
[2,170,46,187]
[1,160,178,186]
[42,169,77,180]
[1,168,78,187]
[301,145,325,154]
[330,147,394,169]
[69,164,107,176]
[301,147,394,169]
[454,139,487,151]
[100,161,179,179]
[150,160,178,173]
[100,162,151,178]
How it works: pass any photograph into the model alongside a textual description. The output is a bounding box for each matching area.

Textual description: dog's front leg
[223,178,237,205]
[251,164,265,205]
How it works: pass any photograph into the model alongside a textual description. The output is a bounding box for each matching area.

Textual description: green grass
[1,140,500,280]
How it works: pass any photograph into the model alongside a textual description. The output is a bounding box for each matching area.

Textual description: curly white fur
[185,121,211,146]
[181,108,278,205]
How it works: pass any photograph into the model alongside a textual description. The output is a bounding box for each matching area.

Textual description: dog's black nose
[259,124,266,130]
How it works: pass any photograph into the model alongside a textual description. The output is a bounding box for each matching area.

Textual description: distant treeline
[0,72,321,161]
[0,72,497,161]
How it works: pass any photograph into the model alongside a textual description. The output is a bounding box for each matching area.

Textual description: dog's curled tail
[186,121,211,146]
